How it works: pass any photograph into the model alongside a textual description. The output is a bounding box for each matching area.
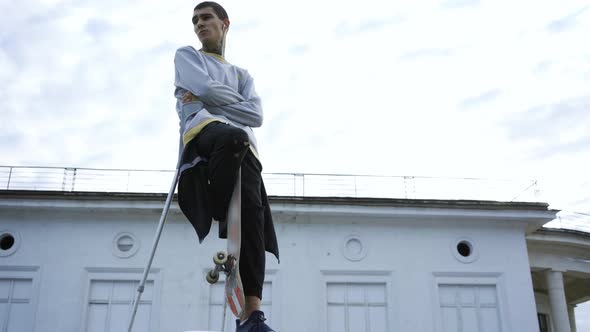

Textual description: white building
[0,171,589,332]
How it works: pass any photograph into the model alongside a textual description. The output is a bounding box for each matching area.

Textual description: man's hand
[182,91,200,103]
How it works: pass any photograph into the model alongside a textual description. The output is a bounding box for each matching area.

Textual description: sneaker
[235,310,276,332]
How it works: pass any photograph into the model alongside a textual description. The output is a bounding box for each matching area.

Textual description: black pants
[194,122,266,299]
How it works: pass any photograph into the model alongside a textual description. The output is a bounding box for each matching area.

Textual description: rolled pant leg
[194,122,265,299]
[239,151,266,299]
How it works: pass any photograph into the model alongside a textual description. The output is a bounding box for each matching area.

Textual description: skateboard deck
[225,168,245,318]
[206,168,245,319]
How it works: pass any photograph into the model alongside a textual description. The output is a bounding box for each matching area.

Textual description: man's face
[192,7,227,47]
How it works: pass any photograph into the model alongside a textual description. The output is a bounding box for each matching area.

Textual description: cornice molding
[0,190,557,231]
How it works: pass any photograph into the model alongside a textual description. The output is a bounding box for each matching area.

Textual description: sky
[0,0,589,327]
[2,0,590,214]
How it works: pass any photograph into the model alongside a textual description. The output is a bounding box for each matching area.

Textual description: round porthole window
[451,237,478,263]
[342,234,368,261]
[112,232,140,258]
[457,241,472,257]
[0,231,20,257]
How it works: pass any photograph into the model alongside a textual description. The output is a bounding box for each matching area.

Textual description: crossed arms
[174,47,263,127]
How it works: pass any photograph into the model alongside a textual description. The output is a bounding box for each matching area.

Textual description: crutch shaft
[127,167,180,332]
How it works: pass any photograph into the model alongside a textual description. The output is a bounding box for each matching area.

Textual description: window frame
[320,270,395,332]
[431,272,510,332]
[79,267,162,332]
[0,266,41,332]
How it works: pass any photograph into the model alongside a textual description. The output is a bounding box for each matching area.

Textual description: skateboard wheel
[213,251,228,265]
[206,269,219,284]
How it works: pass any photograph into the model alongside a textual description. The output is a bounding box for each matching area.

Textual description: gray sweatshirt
[174,46,263,157]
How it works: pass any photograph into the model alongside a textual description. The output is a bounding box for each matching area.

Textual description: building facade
[0,190,589,332]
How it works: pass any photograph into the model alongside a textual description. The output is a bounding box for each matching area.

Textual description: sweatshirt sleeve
[206,71,263,127]
[174,47,245,106]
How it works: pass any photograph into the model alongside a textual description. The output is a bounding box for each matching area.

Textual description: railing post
[403,176,416,199]
[302,174,305,196]
[71,168,77,191]
[6,167,13,190]
[62,168,67,191]
[62,168,76,191]
[403,176,409,199]
[293,173,305,196]
[127,170,131,192]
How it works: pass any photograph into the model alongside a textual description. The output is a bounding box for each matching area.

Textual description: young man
[173,2,278,331]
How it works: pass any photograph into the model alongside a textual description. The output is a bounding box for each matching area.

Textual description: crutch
[127,162,181,332]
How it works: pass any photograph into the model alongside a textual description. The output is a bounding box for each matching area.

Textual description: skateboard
[206,168,245,318]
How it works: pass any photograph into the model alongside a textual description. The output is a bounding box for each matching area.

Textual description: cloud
[288,44,309,56]
[333,15,405,37]
[533,60,555,75]
[2,0,590,215]
[440,0,480,10]
[231,20,261,32]
[546,6,589,33]
[501,96,590,159]
[532,135,590,160]
[458,89,502,109]
[0,133,24,149]
[85,18,113,39]
[0,0,183,169]
[398,48,453,61]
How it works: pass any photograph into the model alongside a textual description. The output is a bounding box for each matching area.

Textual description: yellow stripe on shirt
[200,50,227,63]
[183,119,221,145]
[183,119,260,160]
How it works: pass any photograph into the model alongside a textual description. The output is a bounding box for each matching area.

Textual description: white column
[568,305,577,332]
[545,270,571,332]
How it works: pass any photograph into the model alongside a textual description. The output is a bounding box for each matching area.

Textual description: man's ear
[222,19,230,31]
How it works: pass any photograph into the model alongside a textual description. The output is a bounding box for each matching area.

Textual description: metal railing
[0,165,540,202]
[3,165,588,232]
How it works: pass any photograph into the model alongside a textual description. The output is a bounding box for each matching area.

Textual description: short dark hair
[194,2,228,20]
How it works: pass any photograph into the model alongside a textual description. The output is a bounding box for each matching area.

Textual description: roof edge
[0,190,551,211]
[527,227,590,249]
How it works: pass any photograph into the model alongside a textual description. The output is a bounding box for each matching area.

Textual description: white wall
[0,199,548,332]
